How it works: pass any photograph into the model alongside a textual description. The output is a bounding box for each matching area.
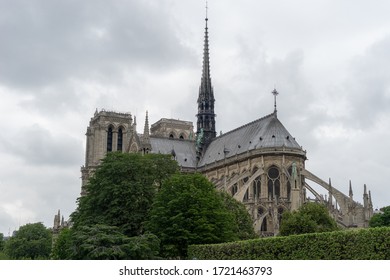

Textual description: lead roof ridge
[211,112,277,141]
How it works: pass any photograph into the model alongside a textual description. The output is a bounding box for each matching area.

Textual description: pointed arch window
[267,166,280,200]
[117,128,123,151]
[107,126,113,152]
[253,176,261,200]
[231,183,238,196]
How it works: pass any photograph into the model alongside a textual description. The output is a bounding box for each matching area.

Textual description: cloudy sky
[1,0,390,235]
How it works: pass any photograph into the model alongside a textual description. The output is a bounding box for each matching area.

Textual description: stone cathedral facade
[81,17,373,236]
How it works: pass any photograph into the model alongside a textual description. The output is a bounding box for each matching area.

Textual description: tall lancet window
[267,166,281,200]
[107,126,113,152]
[117,128,123,151]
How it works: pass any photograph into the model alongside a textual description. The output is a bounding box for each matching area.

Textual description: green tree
[51,228,73,260]
[4,223,52,260]
[146,173,239,259]
[51,226,161,260]
[218,191,256,240]
[369,206,390,227]
[279,203,339,236]
[56,225,160,260]
[71,152,178,236]
[0,233,4,251]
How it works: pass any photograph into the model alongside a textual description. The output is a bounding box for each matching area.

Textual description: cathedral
[80,16,373,236]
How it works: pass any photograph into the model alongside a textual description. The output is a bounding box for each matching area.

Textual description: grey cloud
[0,158,81,234]
[0,0,193,90]
[0,124,83,167]
[0,208,15,236]
[344,36,390,128]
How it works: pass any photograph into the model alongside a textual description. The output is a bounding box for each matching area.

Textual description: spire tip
[272,88,279,115]
[205,1,208,20]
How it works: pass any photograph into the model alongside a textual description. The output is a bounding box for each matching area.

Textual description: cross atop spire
[272,88,279,116]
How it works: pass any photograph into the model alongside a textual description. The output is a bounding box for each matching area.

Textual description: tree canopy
[4,223,52,260]
[52,225,160,260]
[71,152,179,236]
[218,191,256,240]
[369,206,390,227]
[146,173,251,259]
[51,227,73,260]
[279,203,339,236]
[0,233,4,252]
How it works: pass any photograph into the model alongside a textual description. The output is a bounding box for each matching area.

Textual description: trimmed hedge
[188,227,390,260]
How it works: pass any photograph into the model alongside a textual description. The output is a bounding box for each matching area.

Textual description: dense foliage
[51,225,160,260]
[51,227,73,260]
[0,233,4,252]
[369,206,390,227]
[52,225,160,260]
[71,152,178,236]
[218,191,256,240]
[188,227,390,260]
[4,223,52,260]
[279,203,339,236]
[62,152,178,260]
[146,173,252,259]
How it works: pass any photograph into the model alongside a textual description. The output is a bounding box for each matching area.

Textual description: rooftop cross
[272,88,279,115]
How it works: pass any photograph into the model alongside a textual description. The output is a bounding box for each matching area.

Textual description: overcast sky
[1,0,390,235]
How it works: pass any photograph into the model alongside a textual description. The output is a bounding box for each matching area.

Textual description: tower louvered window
[117,128,123,151]
[107,126,113,152]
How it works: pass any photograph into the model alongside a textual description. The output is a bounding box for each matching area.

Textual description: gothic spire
[363,184,369,208]
[349,180,353,198]
[142,111,151,153]
[196,8,216,151]
[368,190,373,207]
[200,16,212,98]
[143,110,150,141]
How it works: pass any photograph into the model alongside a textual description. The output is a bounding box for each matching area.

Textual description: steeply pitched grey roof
[149,137,197,169]
[148,113,303,169]
[199,113,303,166]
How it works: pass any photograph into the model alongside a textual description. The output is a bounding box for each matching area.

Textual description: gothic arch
[267,165,281,200]
[169,131,177,138]
[252,173,261,200]
[231,183,238,196]
[179,132,187,139]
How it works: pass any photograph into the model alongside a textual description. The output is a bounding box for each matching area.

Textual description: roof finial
[206,1,208,20]
[272,88,279,116]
